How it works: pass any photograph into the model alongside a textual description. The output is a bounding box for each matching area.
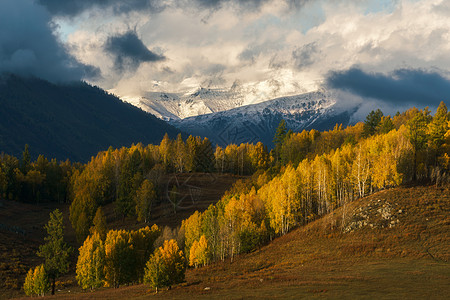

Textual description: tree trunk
[52,277,56,295]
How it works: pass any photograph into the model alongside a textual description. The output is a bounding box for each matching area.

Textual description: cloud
[326,67,450,107]
[192,0,270,10]
[292,42,319,70]
[52,0,450,106]
[0,0,99,82]
[37,0,274,17]
[37,0,166,17]
[104,31,165,72]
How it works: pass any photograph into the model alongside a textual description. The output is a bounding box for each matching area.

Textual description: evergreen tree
[273,120,288,162]
[363,109,383,137]
[21,144,31,173]
[428,101,449,149]
[406,109,429,180]
[377,115,394,134]
[37,209,72,295]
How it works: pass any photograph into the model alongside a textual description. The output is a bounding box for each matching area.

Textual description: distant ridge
[0,75,180,161]
[169,91,359,147]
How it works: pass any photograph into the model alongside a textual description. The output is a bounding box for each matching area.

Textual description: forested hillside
[0,75,180,161]
[0,102,448,297]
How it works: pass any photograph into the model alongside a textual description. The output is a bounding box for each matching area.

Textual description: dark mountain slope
[0,75,180,161]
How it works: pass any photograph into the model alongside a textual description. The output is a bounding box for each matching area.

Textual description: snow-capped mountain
[122,76,311,121]
[168,91,360,147]
[124,87,246,121]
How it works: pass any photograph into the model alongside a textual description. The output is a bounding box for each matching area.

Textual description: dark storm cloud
[326,67,450,107]
[104,31,165,72]
[0,0,99,83]
[292,42,318,70]
[191,0,311,10]
[37,0,166,17]
[38,0,272,16]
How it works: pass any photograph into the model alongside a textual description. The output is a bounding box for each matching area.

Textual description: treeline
[68,134,271,242]
[20,102,449,295]
[0,145,76,203]
[25,209,184,296]
[181,102,450,265]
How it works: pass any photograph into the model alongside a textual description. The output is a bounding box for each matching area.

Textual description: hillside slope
[40,184,449,299]
[0,173,244,299]
[0,75,180,161]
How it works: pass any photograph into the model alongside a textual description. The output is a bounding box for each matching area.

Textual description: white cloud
[57,0,450,102]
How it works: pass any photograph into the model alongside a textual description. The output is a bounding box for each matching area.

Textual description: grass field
[2,183,450,299]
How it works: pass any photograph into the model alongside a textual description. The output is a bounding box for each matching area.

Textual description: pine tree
[363,109,383,137]
[428,101,449,150]
[377,115,394,134]
[37,209,72,295]
[406,109,429,181]
[273,120,288,163]
[21,144,31,173]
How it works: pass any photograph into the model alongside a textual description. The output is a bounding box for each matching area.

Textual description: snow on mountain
[124,87,246,121]
[168,91,360,147]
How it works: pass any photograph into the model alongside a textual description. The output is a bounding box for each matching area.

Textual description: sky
[1,0,450,114]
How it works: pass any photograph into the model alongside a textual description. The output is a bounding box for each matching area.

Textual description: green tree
[428,101,449,150]
[70,191,97,242]
[144,248,165,293]
[174,133,186,173]
[406,109,429,180]
[76,232,105,290]
[363,109,383,137]
[104,229,135,288]
[90,207,107,240]
[23,267,35,296]
[273,120,288,162]
[189,235,209,268]
[135,179,156,223]
[21,144,31,173]
[130,225,160,282]
[34,264,50,297]
[24,264,51,297]
[37,209,72,295]
[377,115,394,134]
[144,239,186,293]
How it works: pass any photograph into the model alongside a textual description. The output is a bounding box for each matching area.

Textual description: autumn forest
[1,102,449,296]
